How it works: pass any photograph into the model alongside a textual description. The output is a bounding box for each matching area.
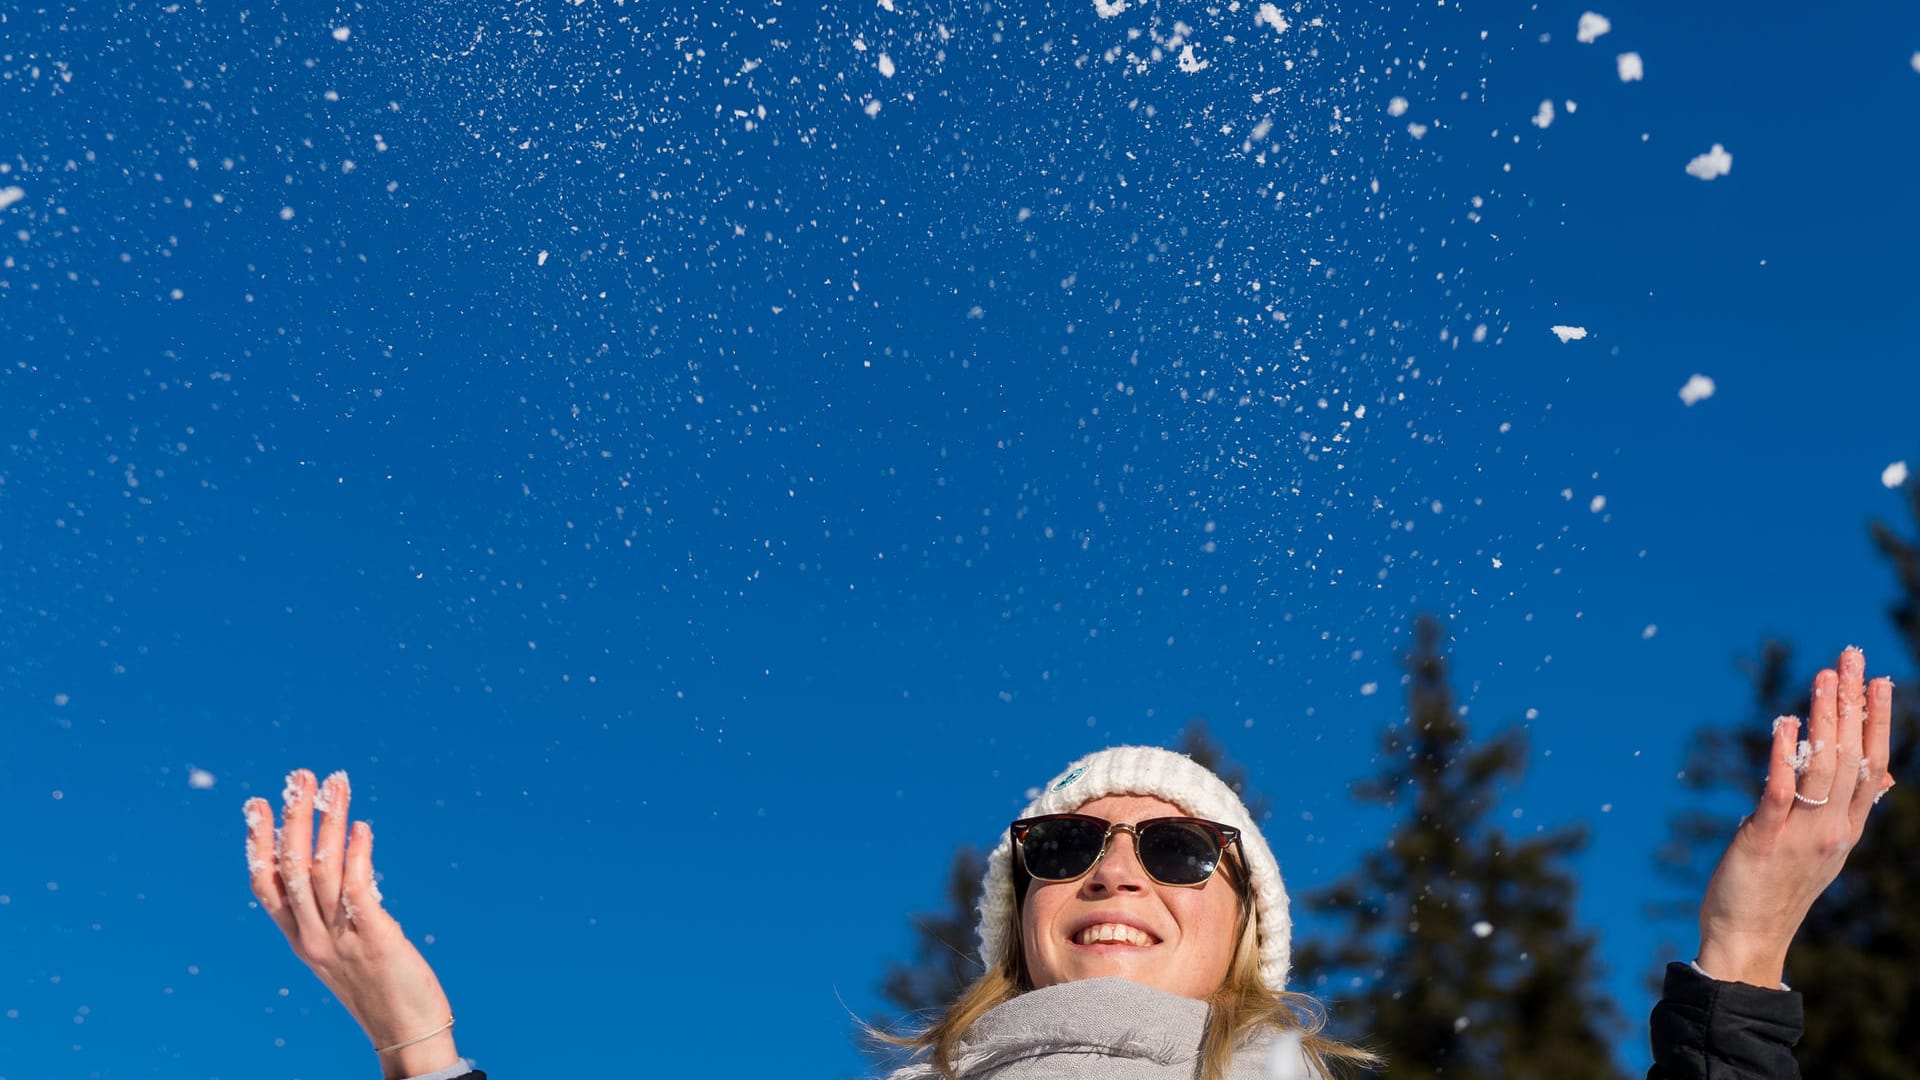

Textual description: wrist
[1695,940,1788,989]
[378,1030,460,1080]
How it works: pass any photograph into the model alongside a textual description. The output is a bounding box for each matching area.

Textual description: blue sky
[3,1,1918,1077]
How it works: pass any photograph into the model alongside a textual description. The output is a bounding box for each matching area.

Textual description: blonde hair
[880,853,1381,1079]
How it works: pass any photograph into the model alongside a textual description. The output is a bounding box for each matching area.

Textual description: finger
[1850,676,1895,828]
[1829,647,1867,808]
[1801,668,1841,803]
[1753,716,1800,834]
[342,820,391,929]
[244,797,297,939]
[310,771,352,926]
[277,769,329,941]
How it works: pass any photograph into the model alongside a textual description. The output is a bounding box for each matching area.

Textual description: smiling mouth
[1073,923,1156,947]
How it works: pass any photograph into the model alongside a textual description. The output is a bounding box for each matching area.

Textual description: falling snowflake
[1617,52,1644,82]
[1549,325,1588,343]
[1685,144,1733,181]
[1678,374,1715,405]
[1577,12,1611,44]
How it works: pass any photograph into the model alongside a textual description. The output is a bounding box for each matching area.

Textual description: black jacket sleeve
[1647,962,1803,1079]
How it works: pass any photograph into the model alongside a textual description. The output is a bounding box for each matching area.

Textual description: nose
[1082,827,1150,894]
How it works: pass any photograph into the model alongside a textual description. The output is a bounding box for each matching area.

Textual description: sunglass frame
[1008,812,1243,888]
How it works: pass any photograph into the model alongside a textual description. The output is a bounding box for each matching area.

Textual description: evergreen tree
[1295,615,1625,1079]
[1657,485,1920,1077]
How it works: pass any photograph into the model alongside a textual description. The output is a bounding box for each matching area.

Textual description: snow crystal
[1472,920,1494,938]
[1532,100,1555,129]
[1177,45,1209,73]
[1255,3,1290,35]
[1678,374,1715,405]
[878,53,896,78]
[53,692,69,706]
[1617,52,1644,82]
[1577,12,1611,44]
[313,770,350,814]
[188,768,216,789]
[278,206,296,220]
[0,186,24,210]
[1685,144,1732,181]
[1453,1016,1471,1033]
[536,250,549,266]
[1360,682,1379,696]
[1387,96,1409,117]
[1264,1031,1308,1080]
[331,26,351,42]
[1642,624,1658,640]
[1549,325,1588,343]
[1883,461,1909,488]
[1790,737,1812,773]
[1093,0,1128,18]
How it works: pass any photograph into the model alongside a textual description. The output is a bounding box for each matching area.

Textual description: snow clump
[0,186,24,210]
[188,768,216,790]
[1678,374,1716,405]
[1472,921,1494,938]
[878,53,896,78]
[1577,12,1612,44]
[1884,461,1910,489]
[1255,3,1290,35]
[1685,144,1733,181]
[1093,0,1128,18]
[1617,52,1644,81]
[1532,100,1555,129]
[1911,51,1920,74]
[1549,325,1588,343]
[1387,96,1410,117]
[1177,45,1209,72]
[331,26,351,42]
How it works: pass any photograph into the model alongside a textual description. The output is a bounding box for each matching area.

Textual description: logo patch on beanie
[1052,765,1087,791]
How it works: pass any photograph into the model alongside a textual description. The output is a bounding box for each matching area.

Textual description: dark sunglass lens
[1022,819,1105,880]
[1140,822,1222,885]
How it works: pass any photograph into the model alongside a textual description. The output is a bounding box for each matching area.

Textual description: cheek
[1020,887,1069,983]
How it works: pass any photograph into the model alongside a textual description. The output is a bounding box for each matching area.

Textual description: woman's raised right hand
[245,769,462,1080]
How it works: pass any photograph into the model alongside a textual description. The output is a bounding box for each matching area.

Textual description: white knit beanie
[975,744,1293,991]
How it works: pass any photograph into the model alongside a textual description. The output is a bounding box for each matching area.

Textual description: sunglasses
[1009,813,1242,888]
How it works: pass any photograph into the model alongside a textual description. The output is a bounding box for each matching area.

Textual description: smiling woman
[879,747,1381,1080]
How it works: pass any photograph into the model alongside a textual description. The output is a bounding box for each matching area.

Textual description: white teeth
[1075,923,1153,947]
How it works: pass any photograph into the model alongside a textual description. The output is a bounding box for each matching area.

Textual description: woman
[246,647,1898,1078]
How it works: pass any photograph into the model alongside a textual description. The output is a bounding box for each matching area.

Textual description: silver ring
[1793,791,1831,807]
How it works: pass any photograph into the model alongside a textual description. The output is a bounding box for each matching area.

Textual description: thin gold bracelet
[374,1017,455,1055]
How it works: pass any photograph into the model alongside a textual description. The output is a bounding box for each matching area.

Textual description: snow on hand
[1678,374,1715,406]
[1884,461,1910,489]
[1577,12,1611,44]
[1617,52,1644,82]
[1550,325,1588,343]
[1685,144,1732,181]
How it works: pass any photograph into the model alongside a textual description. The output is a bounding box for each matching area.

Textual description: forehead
[1066,793,1191,821]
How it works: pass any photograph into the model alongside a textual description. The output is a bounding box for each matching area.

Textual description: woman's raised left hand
[1695,646,1897,988]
